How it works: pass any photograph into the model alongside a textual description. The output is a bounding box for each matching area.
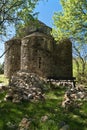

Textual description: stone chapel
[4,20,72,79]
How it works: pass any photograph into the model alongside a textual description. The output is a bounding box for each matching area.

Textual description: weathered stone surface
[4,20,72,79]
[4,38,21,78]
[18,20,52,37]
[4,71,46,102]
[21,32,54,78]
[62,87,87,108]
[21,35,72,78]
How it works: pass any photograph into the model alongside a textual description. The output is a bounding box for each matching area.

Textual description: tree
[73,42,87,83]
[52,0,87,82]
[0,0,39,36]
[73,43,87,75]
[52,0,87,43]
[72,38,87,82]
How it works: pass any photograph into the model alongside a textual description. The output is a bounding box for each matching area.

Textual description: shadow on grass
[0,87,87,130]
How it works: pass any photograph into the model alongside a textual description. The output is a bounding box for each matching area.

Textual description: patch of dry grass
[0,75,9,85]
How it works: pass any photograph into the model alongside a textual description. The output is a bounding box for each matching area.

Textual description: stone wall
[21,32,72,78]
[4,21,72,79]
[18,20,52,38]
[4,38,21,78]
[21,32,54,78]
[54,40,72,78]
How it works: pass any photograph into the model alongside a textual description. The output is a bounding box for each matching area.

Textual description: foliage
[73,42,87,81]
[0,0,39,36]
[0,74,8,84]
[73,58,87,84]
[52,0,87,82]
[52,0,87,43]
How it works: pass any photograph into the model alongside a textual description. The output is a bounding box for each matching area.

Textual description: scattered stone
[4,94,13,101]
[6,121,17,129]
[19,117,31,130]
[48,81,73,88]
[41,115,48,122]
[62,86,87,109]
[5,71,46,102]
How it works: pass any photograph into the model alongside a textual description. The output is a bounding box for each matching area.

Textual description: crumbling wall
[21,32,72,78]
[21,32,55,78]
[53,39,72,78]
[4,38,21,78]
[4,21,72,79]
[18,20,52,38]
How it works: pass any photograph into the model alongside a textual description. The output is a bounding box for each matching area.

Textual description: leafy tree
[0,0,40,59]
[52,0,87,42]
[73,42,87,83]
[52,0,87,82]
[73,43,87,75]
[0,0,39,36]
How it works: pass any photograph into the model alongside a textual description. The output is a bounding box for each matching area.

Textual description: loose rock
[4,71,46,102]
[19,117,31,130]
[62,86,87,109]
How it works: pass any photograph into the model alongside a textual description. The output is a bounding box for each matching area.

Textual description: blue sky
[0,0,62,63]
[35,0,62,27]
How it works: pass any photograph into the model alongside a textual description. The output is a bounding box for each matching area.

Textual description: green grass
[0,75,87,130]
[0,87,87,130]
[0,74,8,85]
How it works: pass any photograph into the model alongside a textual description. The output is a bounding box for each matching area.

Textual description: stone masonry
[4,38,21,78]
[4,20,72,79]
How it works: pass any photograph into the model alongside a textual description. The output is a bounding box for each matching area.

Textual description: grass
[0,74,8,85]
[0,75,87,130]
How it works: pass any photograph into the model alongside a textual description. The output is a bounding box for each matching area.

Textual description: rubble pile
[62,86,87,109]
[4,71,46,102]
